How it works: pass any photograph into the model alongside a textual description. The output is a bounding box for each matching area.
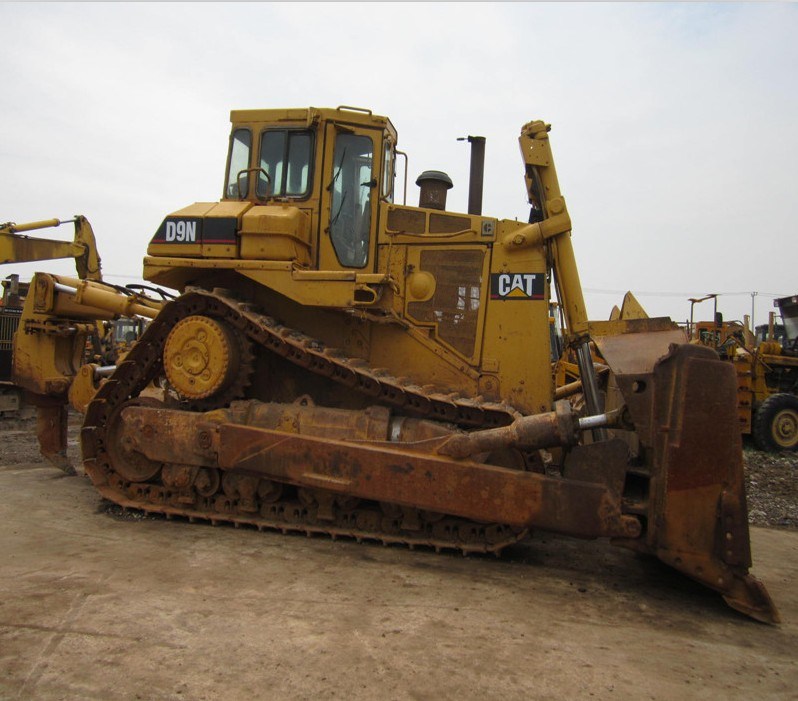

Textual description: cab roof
[229,106,397,139]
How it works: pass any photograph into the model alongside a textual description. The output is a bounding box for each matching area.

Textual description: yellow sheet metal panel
[239,205,311,264]
[367,322,482,397]
[230,107,395,137]
[381,203,497,244]
[482,223,553,414]
[200,201,252,260]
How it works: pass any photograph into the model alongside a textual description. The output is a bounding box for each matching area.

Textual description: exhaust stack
[458,135,486,215]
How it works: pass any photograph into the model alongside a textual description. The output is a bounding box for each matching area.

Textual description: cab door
[318,123,380,272]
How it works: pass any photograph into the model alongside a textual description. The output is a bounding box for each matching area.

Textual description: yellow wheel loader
[688,295,798,452]
[24,107,774,622]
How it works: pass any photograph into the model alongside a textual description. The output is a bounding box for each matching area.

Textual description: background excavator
[1,216,104,422]
[63,106,777,623]
[0,216,163,469]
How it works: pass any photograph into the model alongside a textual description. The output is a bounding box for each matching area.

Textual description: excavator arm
[1,216,163,471]
[11,273,163,471]
[0,216,103,281]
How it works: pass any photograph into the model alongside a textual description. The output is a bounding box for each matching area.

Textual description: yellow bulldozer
[12,107,778,623]
[0,216,164,469]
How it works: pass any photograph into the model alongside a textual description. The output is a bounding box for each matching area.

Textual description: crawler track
[82,290,528,554]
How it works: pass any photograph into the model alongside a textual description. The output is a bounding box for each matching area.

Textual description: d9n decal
[151,217,238,245]
[490,273,544,300]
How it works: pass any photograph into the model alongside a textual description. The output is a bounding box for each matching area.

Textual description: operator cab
[221,107,397,272]
[147,107,398,279]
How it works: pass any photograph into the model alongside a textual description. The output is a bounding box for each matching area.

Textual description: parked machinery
[751,295,798,451]
[0,216,103,426]
[688,294,798,451]
[77,107,776,622]
[1,215,164,468]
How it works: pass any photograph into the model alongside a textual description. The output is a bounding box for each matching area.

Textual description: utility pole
[751,291,758,330]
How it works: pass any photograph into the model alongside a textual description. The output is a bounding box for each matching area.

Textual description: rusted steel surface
[118,404,640,540]
[620,344,778,623]
[220,400,395,442]
[435,401,577,459]
[30,396,74,475]
[562,439,629,496]
[593,328,686,376]
[586,335,779,623]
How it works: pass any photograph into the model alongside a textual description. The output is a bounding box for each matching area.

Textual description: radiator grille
[407,249,484,358]
[0,309,22,349]
[0,309,22,382]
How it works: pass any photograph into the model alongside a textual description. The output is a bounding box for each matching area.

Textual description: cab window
[225,128,252,198]
[330,133,373,268]
[257,130,313,199]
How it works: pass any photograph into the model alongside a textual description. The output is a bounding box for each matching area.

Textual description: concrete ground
[1,460,796,701]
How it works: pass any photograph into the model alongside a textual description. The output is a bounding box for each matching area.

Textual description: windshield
[114,319,139,343]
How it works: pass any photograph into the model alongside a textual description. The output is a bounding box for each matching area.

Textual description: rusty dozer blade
[606,340,779,624]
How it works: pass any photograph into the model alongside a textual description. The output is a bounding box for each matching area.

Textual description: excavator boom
[1,216,102,281]
[1,214,163,469]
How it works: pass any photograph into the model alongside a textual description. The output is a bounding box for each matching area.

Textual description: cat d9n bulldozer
[80,106,778,623]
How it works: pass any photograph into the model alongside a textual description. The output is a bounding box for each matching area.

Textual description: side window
[330,133,373,268]
[258,131,284,197]
[382,139,394,202]
[226,129,252,198]
[257,130,313,198]
[286,132,312,195]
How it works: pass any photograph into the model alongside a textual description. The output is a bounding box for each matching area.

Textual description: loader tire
[752,393,798,452]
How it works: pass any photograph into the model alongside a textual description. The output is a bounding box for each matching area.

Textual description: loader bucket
[604,339,779,623]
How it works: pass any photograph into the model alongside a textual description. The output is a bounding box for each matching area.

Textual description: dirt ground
[1,419,797,700]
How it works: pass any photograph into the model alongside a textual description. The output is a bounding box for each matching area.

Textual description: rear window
[257,129,314,199]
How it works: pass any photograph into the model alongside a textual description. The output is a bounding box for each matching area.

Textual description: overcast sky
[1,2,796,328]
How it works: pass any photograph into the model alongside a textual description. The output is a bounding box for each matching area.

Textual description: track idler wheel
[163,315,248,403]
[106,397,165,483]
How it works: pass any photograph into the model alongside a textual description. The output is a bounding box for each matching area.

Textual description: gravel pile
[744,444,798,529]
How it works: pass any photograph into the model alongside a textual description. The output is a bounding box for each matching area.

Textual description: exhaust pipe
[458,135,485,215]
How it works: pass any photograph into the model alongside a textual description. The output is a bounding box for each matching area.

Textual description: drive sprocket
[163,313,254,410]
